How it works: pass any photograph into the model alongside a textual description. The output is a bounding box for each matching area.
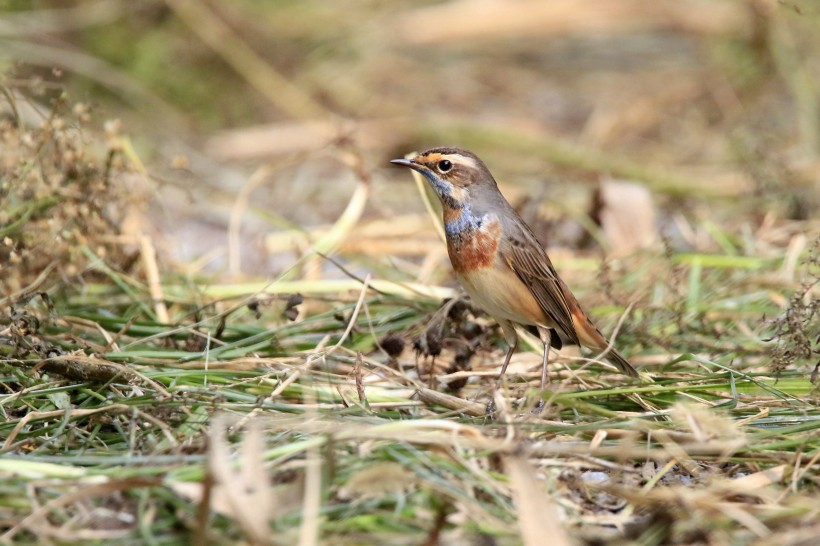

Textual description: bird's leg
[533,327,553,414]
[497,321,518,385]
[487,321,518,416]
[538,328,553,390]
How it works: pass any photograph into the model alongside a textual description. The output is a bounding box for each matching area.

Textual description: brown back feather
[500,226,581,345]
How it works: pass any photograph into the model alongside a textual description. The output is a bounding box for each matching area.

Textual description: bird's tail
[569,308,639,378]
[606,347,639,377]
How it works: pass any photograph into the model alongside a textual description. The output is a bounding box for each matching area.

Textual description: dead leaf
[592,178,657,256]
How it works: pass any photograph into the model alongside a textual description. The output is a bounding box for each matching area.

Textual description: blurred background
[2,5,819,541]
[2,0,818,285]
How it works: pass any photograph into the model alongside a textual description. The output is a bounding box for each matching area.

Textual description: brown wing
[502,222,640,378]
[500,228,580,345]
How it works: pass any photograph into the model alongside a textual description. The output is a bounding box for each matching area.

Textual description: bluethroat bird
[390,147,639,395]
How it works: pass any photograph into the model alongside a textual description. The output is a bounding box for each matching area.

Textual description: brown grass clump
[768,243,820,387]
[1,92,139,300]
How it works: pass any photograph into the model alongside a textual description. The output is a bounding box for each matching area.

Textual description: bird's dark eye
[437,160,452,172]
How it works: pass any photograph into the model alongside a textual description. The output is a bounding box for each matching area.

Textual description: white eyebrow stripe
[445,154,478,170]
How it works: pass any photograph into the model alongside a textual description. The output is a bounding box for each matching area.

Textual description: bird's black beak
[389,158,416,168]
[390,157,431,177]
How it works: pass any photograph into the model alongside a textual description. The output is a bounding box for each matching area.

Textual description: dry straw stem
[392,0,751,44]
[415,387,487,417]
[206,119,403,161]
[208,417,273,546]
[163,279,455,301]
[298,422,322,546]
[251,151,371,281]
[276,218,439,257]
[504,454,572,546]
[140,234,169,323]
[298,152,371,275]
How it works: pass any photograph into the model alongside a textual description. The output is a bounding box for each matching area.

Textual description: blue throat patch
[444,204,483,237]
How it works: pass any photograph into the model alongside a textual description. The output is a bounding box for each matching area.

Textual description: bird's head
[390,147,494,209]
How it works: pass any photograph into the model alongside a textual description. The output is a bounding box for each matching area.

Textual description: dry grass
[2,1,820,545]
